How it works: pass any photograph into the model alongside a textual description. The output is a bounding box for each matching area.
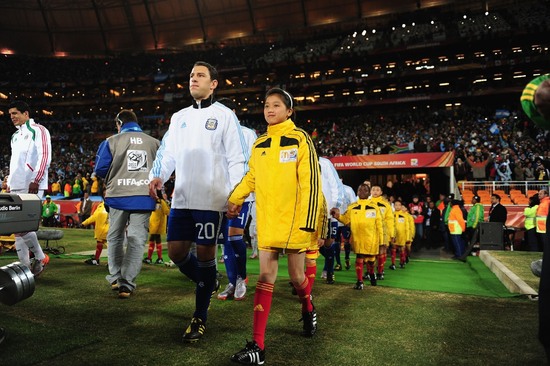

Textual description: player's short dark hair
[357,182,370,190]
[217,97,237,111]
[115,109,137,125]
[492,194,501,201]
[193,61,218,81]
[8,100,30,115]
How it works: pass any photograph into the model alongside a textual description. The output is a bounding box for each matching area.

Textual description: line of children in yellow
[331,183,415,289]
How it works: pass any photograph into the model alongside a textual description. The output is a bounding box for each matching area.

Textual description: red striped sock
[253,281,274,350]
[147,242,155,259]
[377,253,386,273]
[391,248,397,265]
[94,242,103,260]
[355,260,364,281]
[305,260,317,294]
[295,277,313,313]
[400,248,407,265]
[156,243,163,259]
[366,261,375,276]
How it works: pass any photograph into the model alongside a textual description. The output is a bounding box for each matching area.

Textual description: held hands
[28,182,39,194]
[226,202,242,219]
[148,178,163,199]
[330,208,340,219]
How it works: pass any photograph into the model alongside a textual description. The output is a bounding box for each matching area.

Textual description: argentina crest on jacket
[205,117,218,130]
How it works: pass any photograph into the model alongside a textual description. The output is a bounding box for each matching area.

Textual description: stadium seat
[527,190,539,198]
[514,197,529,205]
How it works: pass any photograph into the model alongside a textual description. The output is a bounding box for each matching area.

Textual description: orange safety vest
[536,197,550,233]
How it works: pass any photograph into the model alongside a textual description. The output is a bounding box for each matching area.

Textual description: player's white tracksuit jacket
[150,99,248,212]
[319,156,346,215]
[8,119,51,192]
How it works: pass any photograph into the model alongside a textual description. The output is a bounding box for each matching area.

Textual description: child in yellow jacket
[391,200,410,269]
[143,193,170,265]
[403,204,415,263]
[332,183,383,288]
[82,201,109,265]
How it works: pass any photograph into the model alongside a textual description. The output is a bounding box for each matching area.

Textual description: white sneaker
[32,261,44,277]
[234,277,247,301]
[321,270,327,279]
[217,283,235,300]
[31,254,49,277]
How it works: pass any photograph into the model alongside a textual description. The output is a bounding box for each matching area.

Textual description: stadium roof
[0,0,508,56]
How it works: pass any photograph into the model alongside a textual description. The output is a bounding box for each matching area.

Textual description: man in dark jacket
[423,200,441,249]
[489,194,508,224]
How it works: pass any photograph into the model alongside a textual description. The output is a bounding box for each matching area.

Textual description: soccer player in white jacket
[318,156,346,284]
[7,101,51,277]
[149,61,248,343]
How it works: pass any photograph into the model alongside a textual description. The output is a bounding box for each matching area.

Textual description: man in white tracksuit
[7,100,51,277]
[149,61,248,344]
[318,156,346,284]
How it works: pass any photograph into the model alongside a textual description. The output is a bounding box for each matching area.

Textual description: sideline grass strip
[2,244,514,298]
[243,255,514,298]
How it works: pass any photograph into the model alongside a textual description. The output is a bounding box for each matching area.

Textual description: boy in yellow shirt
[391,200,410,270]
[331,183,382,289]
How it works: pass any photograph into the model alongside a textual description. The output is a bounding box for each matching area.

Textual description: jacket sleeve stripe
[35,125,50,184]
[294,128,320,229]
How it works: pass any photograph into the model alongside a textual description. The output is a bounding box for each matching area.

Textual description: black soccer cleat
[326,273,335,284]
[300,307,317,337]
[231,340,265,365]
[369,275,377,287]
[182,317,206,343]
[354,280,364,290]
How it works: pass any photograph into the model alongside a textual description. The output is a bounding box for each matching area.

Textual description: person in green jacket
[463,195,485,258]
[524,194,541,252]
[41,195,58,227]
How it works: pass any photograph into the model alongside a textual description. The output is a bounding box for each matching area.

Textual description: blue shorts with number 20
[167,209,225,245]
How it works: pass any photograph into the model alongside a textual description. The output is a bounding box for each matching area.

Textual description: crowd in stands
[1,102,549,199]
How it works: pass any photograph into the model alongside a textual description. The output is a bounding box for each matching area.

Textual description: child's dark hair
[265,88,296,120]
